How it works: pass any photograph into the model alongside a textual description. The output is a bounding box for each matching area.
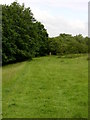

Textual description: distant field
[2,55,88,118]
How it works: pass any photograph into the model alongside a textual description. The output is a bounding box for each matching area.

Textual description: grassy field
[0,67,2,119]
[2,55,88,118]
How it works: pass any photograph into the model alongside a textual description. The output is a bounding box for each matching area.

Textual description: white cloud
[32,8,88,37]
[1,0,88,37]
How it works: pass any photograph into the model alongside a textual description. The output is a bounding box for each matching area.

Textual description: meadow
[0,67,2,119]
[2,55,88,118]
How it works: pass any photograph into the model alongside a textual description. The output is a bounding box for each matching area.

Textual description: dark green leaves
[2,2,48,65]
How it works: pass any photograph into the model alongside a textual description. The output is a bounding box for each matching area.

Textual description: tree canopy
[48,34,88,56]
[2,2,88,65]
[2,2,48,65]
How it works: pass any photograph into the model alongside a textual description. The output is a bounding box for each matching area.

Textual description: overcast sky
[1,0,89,37]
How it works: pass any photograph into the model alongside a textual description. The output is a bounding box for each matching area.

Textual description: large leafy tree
[0,5,2,66]
[35,22,48,56]
[2,2,48,64]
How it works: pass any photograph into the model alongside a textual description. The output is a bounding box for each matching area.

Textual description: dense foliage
[48,34,88,56]
[2,2,48,65]
[2,2,88,65]
[0,5,2,66]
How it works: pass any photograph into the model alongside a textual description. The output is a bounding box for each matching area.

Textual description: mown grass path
[2,55,88,118]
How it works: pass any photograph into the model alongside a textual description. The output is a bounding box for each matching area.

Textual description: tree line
[2,2,88,65]
[0,5,2,66]
[48,34,88,56]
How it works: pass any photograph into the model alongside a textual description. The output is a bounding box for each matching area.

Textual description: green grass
[2,55,88,118]
[0,67,2,119]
